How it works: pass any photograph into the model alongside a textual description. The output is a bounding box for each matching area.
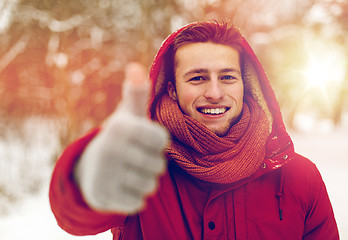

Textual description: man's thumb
[118,62,150,117]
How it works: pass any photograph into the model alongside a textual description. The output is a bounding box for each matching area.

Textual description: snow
[0,184,110,240]
[0,117,347,240]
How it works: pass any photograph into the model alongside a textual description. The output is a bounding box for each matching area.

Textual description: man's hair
[173,21,243,54]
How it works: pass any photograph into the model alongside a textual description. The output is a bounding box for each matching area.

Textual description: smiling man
[50,21,339,239]
[168,42,244,136]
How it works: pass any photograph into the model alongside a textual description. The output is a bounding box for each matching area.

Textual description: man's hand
[75,63,169,214]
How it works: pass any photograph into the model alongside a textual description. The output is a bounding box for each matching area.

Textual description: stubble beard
[211,114,242,137]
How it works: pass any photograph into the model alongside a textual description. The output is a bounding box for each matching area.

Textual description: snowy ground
[0,117,347,240]
[0,185,110,240]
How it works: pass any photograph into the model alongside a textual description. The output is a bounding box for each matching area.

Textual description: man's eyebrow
[219,68,241,75]
[183,68,241,77]
[183,68,209,77]
[184,68,241,77]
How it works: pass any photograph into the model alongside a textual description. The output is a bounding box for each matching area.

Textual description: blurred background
[0,0,347,239]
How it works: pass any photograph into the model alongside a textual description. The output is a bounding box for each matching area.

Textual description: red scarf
[154,94,270,184]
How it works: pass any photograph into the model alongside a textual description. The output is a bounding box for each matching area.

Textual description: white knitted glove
[75,63,169,214]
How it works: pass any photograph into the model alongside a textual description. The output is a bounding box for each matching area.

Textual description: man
[49,21,339,239]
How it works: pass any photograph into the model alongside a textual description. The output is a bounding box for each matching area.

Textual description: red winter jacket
[49,22,339,239]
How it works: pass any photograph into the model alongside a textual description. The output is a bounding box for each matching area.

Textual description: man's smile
[197,107,230,115]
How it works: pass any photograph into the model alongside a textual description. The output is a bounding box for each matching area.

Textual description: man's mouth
[197,107,230,115]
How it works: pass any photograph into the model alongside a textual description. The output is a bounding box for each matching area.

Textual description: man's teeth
[200,108,227,115]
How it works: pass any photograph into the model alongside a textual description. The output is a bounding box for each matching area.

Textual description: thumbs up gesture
[75,63,169,214]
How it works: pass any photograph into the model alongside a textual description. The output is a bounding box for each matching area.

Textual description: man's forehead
[174,42,240,63]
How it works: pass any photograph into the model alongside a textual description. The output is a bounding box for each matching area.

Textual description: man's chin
[210,126,230,137]
[208,118,240,137]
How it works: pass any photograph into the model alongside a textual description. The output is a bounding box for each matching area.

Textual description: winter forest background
[0,0,347,239]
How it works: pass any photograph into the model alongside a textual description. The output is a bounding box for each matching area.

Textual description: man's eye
[221,75,236,80]
[189,76,204,82]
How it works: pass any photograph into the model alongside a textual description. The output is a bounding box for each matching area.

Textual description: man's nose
[204,79,224,101]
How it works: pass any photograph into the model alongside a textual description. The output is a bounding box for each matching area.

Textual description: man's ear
[167,81,177,101]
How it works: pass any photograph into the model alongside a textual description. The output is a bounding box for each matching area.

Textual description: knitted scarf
[154,94,270,184]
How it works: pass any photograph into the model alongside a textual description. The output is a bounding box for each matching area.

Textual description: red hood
[148,22,294,168]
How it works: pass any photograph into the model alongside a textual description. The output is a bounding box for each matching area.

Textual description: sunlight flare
[303,39,346,91]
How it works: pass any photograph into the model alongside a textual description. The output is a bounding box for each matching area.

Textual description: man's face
[168,42,244,136]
